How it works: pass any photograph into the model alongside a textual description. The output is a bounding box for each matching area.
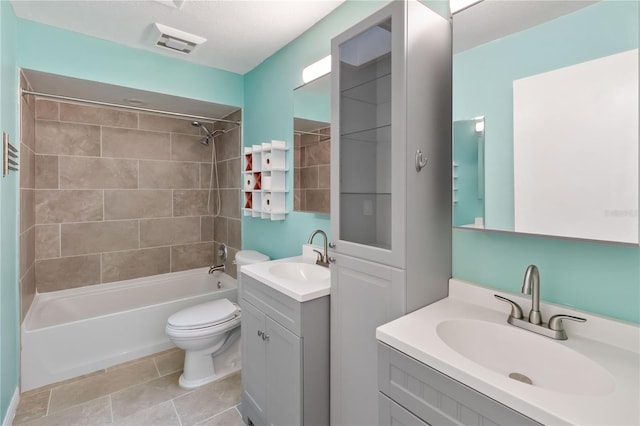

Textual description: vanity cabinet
[329,1,451,424]
[378,343,542,426]
[240,273,329,426]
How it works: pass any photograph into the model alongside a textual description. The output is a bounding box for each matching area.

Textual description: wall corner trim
[2,387,20,426]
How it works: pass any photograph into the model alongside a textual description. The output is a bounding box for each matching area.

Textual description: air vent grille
[153,23,206,55]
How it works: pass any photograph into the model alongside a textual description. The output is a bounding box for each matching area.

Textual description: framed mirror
[452,0,639,244]
[293,73,331,215]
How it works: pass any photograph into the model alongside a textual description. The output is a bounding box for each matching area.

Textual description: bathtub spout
[209,264,225,274]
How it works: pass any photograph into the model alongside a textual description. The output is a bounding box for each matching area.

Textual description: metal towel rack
[3,132,18,177]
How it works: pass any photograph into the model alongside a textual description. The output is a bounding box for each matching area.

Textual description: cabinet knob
[328,256,336,263]
[329,242,336,249]
[263,333,269,342]
[257,330,263,338]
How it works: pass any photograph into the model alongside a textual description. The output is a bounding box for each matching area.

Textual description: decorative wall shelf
[243,140,289,220]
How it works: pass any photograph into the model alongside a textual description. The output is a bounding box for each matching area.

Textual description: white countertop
[240,245,330,302]
[376,279,640,425]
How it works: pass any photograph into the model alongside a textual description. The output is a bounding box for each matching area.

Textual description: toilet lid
[167,299,240,330]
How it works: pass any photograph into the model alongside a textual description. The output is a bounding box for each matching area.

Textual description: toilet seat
[167,299,240,331]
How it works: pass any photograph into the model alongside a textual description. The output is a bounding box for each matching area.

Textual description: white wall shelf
[243,141,289,221]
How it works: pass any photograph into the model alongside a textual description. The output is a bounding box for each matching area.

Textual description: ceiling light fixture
[154,23,206,55]
[302,55,331,84]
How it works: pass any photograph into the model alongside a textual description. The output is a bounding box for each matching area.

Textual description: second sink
[436,319,616,396]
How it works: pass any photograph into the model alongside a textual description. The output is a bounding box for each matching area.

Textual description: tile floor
[13,349,245,426]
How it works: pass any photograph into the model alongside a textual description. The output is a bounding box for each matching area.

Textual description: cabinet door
[330,253,406,426]
[265,317,302,426]
[241,301,267,423]
[330,1,406,268]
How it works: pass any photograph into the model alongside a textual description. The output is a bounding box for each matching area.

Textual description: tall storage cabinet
[329,2,452,425]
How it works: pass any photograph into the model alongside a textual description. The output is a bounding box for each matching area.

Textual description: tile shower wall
[31,99,242,293]
[19,71,36,321]
[294,126,330,214]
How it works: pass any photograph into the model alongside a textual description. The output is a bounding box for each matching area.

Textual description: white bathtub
[21,267,237,392]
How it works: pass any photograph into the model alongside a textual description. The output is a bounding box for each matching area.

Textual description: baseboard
[2,386,20,426]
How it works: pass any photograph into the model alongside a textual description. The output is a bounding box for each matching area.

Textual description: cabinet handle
[415,149,428,172]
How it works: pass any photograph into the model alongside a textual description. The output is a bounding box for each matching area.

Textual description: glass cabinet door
[337,18,393,250]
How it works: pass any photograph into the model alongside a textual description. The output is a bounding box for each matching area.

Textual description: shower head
[192,121,213,145]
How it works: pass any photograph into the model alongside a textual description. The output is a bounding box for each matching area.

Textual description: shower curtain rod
[21,89,241,125]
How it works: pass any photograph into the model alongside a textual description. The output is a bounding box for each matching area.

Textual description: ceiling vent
[154,23,206,55]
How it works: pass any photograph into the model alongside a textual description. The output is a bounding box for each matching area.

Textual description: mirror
[452,0,639,244]
[293,74,331,215]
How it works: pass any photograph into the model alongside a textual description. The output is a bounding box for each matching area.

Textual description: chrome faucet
[494,264,586,340]
[521,264,542,325]
[308,229,329,267]
[209,264,225,274]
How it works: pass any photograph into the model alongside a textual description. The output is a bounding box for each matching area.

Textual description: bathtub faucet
[209,264,225,274]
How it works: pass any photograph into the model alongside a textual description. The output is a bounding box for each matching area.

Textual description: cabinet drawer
[241,272,302,335]
[379,393,429,426]
[378,343,541,426]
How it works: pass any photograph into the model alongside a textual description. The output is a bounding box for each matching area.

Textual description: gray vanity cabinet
[329,1,451,424]
[378,343,542,426]
[240,272,329,426]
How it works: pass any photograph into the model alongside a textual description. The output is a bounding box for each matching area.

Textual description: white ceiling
[10,0,345,75]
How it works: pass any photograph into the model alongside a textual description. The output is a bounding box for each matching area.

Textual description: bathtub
[21,267,237,392]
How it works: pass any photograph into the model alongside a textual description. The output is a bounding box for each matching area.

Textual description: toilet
[166,250,269,389]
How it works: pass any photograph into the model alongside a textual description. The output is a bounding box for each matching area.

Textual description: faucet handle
[494,294,524,320]
[548,314,586,331]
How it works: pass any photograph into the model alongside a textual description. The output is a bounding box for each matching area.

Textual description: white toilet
[165,250,269,389]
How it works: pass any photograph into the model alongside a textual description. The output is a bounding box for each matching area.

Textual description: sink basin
[268,262,330,282]
[436,319,616,396]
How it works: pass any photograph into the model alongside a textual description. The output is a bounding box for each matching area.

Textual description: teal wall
[0,1,19,422]
[242,1,388,259]
[453,1,640,323]
[17,19,244,107]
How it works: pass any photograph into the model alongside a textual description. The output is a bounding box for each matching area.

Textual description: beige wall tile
[102,247,170,283]
[138,113,200,135]
[61,220,139,256]
[300,166,319,189]
[20,189,35,233]
[171,133,213,162]
[305,189,330,215]
[20,143,36,189]
[294,167,301,189]
[105,189,172,220]
[295,189,303,211]
[35,255,101,292]
[173,189,211,216]
[59,156,138,189]
[140,217,201,248]
[20,226,35,278]
[304,140,330,166]
[200,163,213,189]
[318,164,330,188]
[214,130,240,162]
[102,127,171,160]
[35,224,60,259]
[36,190,103,224]
[227,157,241,189]
[201,216,214,242]
[36,120,100,156]
[171,242,214,272]
[212,160,228,188]
[21,99,36,152]
[139,160,199,189]
[20,265,36,323]
[213,216,227,245]
[219,189,240,219]
[227,218,241,250]
[35,154,58,189]
[35,99,59,120]
[59,102,138,128]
